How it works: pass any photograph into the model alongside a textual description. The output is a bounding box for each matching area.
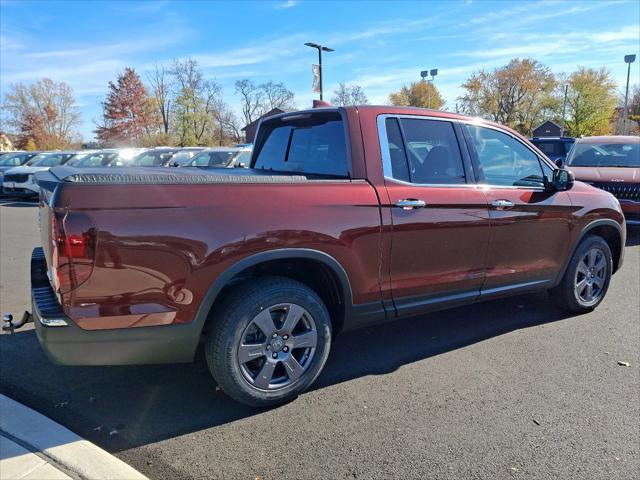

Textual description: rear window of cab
[253,111,349,178]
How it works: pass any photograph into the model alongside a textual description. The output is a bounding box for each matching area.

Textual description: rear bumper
[31,248,200,366]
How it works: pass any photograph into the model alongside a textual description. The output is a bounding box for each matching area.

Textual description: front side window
[465,125,546,187]
[254,112,349,177]
[234,151,252,166]
[383,117,466,184]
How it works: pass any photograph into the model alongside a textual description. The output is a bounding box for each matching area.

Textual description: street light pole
[420,68,439,109]
[622,54,636,135]
[305,42,334,101]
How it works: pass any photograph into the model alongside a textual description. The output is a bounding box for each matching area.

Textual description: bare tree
[147,63,173,134]
[3,78,80,149]
[235,79,264,126]
[212,100,243,145]
[331,83,369,106]
[259,81,296,111]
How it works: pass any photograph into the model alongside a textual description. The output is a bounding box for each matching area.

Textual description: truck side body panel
[50,180,383,330]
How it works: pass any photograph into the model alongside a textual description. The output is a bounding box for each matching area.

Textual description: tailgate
[34,170,59,282]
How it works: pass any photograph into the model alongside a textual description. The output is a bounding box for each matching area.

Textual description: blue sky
[1,0,639,140]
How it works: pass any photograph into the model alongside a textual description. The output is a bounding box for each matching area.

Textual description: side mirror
[235,162,247,168]
[553,168,574,191]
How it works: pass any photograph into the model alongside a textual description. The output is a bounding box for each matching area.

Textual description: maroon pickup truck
[29,106,625,407]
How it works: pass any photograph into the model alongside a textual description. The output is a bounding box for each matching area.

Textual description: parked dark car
[30,106,625,407]
[565,135,639,225]
[530,136,575,165]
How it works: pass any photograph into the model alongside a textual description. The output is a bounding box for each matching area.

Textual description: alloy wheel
[574,246,607,306]
[237,303,318,390]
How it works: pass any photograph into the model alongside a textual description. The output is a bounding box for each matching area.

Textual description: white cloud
[274,0,297,9]
[591,24,640,43]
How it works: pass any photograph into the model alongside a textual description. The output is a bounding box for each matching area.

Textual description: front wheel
[205,276,332,407]
[550,235,613,313]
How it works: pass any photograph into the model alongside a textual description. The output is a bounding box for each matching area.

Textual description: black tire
[550,235,613,313]
[205,276,332,408]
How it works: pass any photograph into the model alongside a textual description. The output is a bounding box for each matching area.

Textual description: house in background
[532,120,564,137]
[242,108,293,144]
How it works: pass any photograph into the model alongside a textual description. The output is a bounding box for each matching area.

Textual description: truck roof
[263,104,525,143]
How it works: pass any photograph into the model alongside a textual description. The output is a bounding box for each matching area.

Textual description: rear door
[462,124,573,293]
[379,115,491,318]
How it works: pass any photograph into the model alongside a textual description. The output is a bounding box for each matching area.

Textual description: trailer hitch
[2,312,32,335]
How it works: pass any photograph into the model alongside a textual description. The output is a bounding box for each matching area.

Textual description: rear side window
[253,112,349,177]
[383,117,466,184]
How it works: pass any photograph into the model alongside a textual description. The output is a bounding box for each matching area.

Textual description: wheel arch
[555,218,625,285]
[193,249,354,342]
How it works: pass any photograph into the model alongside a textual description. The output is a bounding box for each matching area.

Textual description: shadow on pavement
[625,227,639,247]
[0,290,575,454]
[0,198,38,207]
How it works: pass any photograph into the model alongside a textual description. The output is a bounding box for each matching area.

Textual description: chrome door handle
[491,199,515,210]
[396,199,426,210]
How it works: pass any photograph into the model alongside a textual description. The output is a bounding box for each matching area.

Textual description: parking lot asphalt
[0,199,638,480]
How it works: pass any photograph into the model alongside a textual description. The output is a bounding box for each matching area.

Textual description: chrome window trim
[377,113,551,190]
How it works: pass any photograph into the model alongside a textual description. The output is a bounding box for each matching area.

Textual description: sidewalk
[0,394,147,480]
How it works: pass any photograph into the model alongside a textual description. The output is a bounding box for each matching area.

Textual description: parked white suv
[2,151,79,198]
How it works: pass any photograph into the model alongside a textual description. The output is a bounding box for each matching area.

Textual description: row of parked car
[0,145,253,198]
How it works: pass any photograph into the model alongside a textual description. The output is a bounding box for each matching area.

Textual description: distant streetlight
[305,42,334,101]
[622,54,636,135]
[420,68,439,109]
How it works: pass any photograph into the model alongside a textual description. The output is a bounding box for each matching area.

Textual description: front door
[461,124,573,293]
[380,116,491,318]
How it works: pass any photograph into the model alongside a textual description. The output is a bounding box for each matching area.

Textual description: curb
[0,394,147,480]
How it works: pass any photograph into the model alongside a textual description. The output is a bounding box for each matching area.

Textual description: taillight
[51,212,96,294]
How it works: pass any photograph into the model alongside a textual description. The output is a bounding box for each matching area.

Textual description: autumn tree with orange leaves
[95,68,156,146]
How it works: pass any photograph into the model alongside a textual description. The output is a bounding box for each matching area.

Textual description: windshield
[0,153,30,166]
[72,152,118,167]
[189,150,236,167]
[130,151,176,167]
[567,142,640,167]
[28,153,74,167]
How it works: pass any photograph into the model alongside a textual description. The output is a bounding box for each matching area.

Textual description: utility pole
[305,43,334,101]
[622,54,636,135]
[561,84,568,135]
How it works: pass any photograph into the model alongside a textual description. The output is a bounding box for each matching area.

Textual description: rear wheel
[205,276,331,407]
[550,235,612,312]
